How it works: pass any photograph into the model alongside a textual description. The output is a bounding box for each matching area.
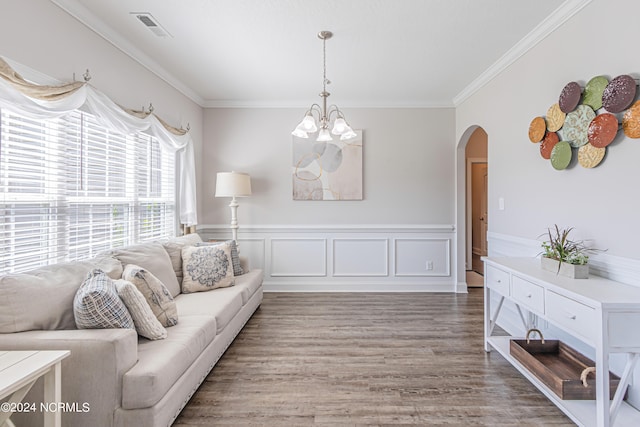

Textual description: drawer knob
[526,293,532,298]
[497,279,501,283]
[568,314,577,320]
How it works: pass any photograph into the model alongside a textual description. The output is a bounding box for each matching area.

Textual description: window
[1,109,176,274]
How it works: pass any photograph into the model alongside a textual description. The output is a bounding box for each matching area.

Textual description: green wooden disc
[582,76,609,110]
[550,141,572,170]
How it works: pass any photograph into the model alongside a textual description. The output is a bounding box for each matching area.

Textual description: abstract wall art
[292,130,363,200]
[528,74,640,171]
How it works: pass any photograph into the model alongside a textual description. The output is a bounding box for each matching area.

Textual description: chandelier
[291,31,357,142]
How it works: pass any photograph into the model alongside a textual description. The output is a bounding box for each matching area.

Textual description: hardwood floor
[174,290,573,426]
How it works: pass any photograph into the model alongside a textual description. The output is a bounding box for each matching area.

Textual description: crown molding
[201,99,456,109]
[52,0,592,110]
[50,0,206,107]
[453,0,593,107]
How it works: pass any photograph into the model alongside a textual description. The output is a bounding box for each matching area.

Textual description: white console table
[483,257,640,427]
[0,350,70,427]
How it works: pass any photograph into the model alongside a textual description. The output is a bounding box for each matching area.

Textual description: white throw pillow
[115,279,167,340]
[122,264,178,327]
[196,240,244,276]
[181,243,235,293]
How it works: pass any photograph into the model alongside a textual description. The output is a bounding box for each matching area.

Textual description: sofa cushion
[162,233,203,289]
[115,279,167,340]
[122,265,178,328]
[181,244,235,293]
[121,315,217,409]
[175,287,243,334]
[74,269,135,330]
[233,269,264,305]
[0,255,122,333]
[109,242,181,298]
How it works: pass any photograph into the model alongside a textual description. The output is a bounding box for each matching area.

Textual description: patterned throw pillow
[196,240,244,276]
[114,279,167,340]
[181,243,235,293]
[122,264,178,327]
[74,269,135,330]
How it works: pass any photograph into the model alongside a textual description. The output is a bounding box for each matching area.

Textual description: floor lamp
[215,171,252,243]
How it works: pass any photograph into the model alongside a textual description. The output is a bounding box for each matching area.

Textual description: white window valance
[0,57,197,226]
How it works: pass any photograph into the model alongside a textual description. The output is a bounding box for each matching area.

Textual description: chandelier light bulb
[331,117,348,135]
[301,114,318,132]
[340,128,357,140]
[317,128,333,142]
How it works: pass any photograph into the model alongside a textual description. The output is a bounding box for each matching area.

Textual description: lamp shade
[215,171,252,197]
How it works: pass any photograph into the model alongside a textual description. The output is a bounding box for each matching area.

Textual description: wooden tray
[510,338,623,400]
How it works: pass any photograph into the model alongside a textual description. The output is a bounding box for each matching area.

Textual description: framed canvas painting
[292,130,363,200]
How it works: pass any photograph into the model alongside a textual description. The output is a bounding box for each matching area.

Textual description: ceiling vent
[131,12,172,38]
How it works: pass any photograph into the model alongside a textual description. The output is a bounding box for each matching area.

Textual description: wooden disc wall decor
[559,82,581,113]
[582,76,608,110]
[587,113,618,147]
[528,117,546,142]
[550,141,572,170]
[602,74,637,113]
[563,105,596,147]
[622,101,640,138]
[546,103,566,132]
[540,132,559,159]
[578,144,605,168]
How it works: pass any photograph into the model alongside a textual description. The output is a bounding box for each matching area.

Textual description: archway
[455,125,488,292]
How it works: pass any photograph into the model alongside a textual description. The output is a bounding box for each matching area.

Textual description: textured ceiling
[52,0,576,107]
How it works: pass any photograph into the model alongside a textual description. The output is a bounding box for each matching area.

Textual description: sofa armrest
[0,328,138,427]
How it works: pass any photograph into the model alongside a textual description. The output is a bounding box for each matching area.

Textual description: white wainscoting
[198,224,456,292]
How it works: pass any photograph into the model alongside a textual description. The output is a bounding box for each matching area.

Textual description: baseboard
[264,281,457,293]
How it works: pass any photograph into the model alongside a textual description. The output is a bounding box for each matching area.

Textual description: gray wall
[456,0,640,260]
[201,107,455,227]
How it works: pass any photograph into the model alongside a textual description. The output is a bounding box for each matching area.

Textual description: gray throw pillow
[74,269,135,330]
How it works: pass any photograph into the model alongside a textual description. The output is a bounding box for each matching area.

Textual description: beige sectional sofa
[0,234,263,427]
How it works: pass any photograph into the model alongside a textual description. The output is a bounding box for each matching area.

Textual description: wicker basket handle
[580,366,596,388]
[525,328,545,344]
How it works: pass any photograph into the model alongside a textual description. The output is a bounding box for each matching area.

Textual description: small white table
[0,350,70,427]
[484,257,640,427]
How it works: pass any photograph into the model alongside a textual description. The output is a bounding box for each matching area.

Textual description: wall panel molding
[199,224,457,292]
[332,238,389,277]
[270,238,327,277]
[394,238,451,277]
[489,231,640,288]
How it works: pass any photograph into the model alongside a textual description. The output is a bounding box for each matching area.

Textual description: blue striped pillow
[74,269,134,330]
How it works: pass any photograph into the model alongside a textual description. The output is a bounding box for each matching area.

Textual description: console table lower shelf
[488,336,640,427]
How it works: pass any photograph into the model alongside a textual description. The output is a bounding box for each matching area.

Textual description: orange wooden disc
[540,132,559,159]
[588,113,618,148]
[529,117,546,143]
[623,101,640,138]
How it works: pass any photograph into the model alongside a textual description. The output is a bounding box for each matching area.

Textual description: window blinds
[1,109,175,274]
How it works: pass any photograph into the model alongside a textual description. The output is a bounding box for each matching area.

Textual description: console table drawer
[511,275,544,313]
[486,265,510,296]
[546,291,596,343]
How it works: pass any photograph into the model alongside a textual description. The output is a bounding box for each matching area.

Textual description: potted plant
[540,225,592,279]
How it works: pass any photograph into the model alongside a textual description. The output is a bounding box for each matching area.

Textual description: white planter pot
[541,257,589,279]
